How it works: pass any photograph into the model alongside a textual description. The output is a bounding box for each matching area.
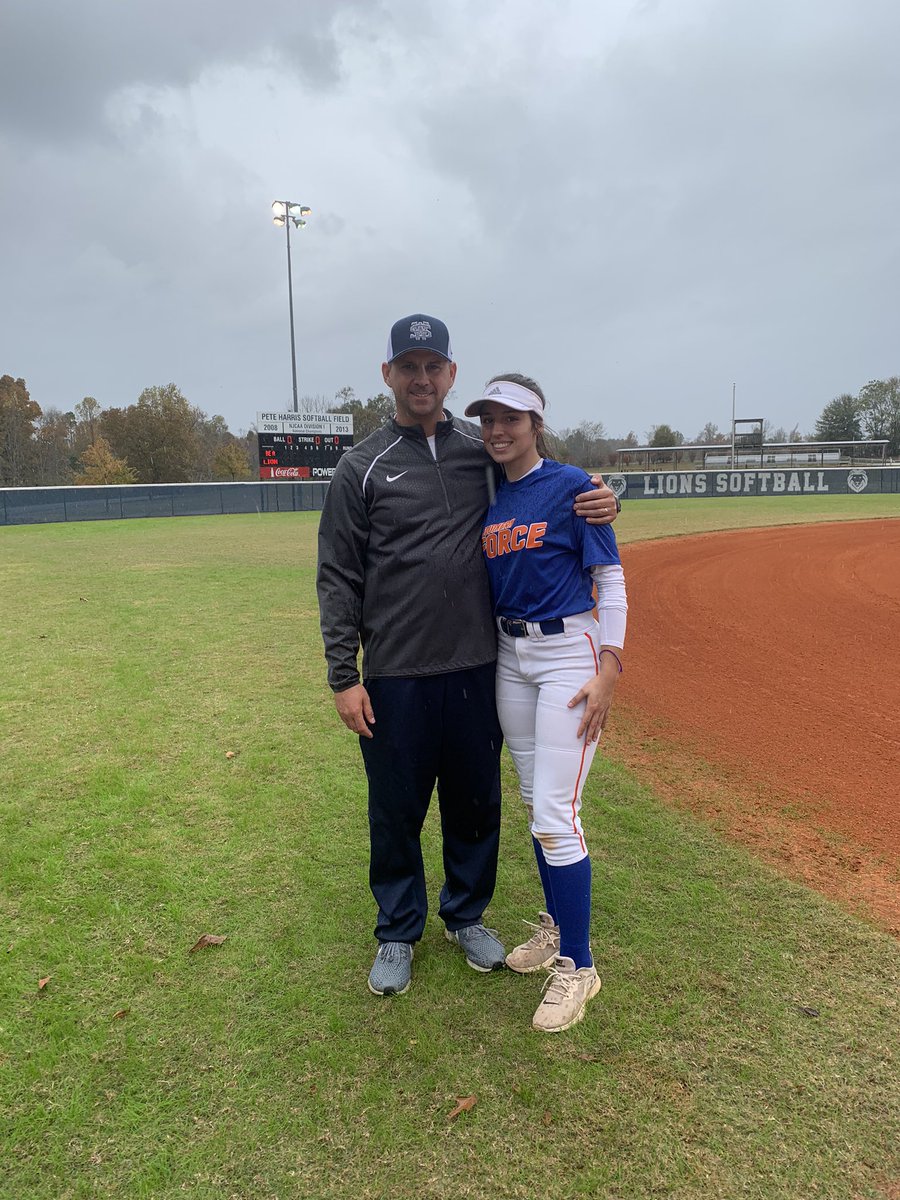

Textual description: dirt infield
[606,518,900,934]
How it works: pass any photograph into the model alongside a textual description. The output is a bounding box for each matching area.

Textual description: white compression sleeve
[590,563,627,648]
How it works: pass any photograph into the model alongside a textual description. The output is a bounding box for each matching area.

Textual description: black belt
[498,616,565,638]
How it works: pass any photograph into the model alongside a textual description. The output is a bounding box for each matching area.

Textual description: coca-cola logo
[273,467,310,479]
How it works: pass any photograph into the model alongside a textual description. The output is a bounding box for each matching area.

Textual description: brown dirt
[605,519,900,935]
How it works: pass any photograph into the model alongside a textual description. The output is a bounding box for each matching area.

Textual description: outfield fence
[0,481,329,526]
[606,465,900,502]
[2,466,899,526]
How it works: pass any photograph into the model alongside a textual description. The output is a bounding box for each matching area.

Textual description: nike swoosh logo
[385,472,408,482]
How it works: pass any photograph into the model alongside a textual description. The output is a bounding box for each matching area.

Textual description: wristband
[599,648,623,674]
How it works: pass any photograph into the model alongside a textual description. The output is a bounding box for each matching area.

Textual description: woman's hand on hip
[568,671,618,742]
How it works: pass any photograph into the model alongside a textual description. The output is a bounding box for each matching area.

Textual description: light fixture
[271,199,312,412]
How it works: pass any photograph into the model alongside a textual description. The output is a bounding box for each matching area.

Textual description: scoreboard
[256,411,354,480]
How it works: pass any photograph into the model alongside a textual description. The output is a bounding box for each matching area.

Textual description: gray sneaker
[506,912,560,974]
[367,941,413,996]
[445,923,506,972]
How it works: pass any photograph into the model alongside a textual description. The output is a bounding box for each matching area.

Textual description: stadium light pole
[272,201,311,413]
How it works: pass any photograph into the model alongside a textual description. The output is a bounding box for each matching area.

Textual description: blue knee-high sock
[546,856,592,969]
[532,836,558,925]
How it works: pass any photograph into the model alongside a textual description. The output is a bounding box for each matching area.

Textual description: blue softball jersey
[481,459,621,623]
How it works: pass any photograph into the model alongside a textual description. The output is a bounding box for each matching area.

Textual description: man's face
[382,350,457,427]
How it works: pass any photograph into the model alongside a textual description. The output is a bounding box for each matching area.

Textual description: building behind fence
[615,438,889,473]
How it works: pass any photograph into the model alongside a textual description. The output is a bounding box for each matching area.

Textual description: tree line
[2,372,897,489]
[812,378,900,453]
[0,379,256,487]
[329,382,900,471]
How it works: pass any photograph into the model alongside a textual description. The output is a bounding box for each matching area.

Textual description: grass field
[1,496,898,1199]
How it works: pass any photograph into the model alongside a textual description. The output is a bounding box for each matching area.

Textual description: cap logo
[488,386,502,395]
[409,320,432,342]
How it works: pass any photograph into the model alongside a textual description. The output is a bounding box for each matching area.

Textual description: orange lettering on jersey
[510,526,528,551]
[525,522,547,548]
[482,519,547,556]
[482,530,498,558]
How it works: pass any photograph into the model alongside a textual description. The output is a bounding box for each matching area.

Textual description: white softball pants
[495,611,601,867]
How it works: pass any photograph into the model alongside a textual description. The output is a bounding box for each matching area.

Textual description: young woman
[464,374,627,1033]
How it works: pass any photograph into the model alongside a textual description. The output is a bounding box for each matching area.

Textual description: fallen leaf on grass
[112,1009,130,1020]
[189,934,226,953]
[448,1095,477,1121]
[797,1005,820,1018]
[38,976,51,990]
[542,1110,553,1126]
[225,751,237,759]
[575,1053,601,1063]
[79,596,88,602]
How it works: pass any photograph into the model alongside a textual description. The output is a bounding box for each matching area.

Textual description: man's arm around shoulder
[574,473,620,524]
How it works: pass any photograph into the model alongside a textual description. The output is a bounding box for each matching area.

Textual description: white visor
[464,380,544,418]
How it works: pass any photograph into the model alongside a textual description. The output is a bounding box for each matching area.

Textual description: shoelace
[519,919,558,948]
[540,966,578,1003]
[462,924,501,942]
[378,942,409,964]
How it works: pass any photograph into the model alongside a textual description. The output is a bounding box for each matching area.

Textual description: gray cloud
[0,0,371,143]
[0,0,897,441]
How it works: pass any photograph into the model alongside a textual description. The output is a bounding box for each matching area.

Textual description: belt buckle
[502,617,528,637]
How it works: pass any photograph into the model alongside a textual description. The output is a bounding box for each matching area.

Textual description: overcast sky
[1,0,898,442]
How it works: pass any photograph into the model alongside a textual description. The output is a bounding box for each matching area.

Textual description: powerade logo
[312,467,336,479]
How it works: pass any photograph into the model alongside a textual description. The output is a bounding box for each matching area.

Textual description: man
[316,314,619,997]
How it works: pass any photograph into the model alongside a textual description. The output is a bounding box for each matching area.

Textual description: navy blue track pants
[360,663,503,944]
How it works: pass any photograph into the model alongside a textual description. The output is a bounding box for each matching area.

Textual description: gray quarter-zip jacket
[316,411,499,692]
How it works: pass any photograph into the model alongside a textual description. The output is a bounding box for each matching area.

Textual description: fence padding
[0,482,330,526]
